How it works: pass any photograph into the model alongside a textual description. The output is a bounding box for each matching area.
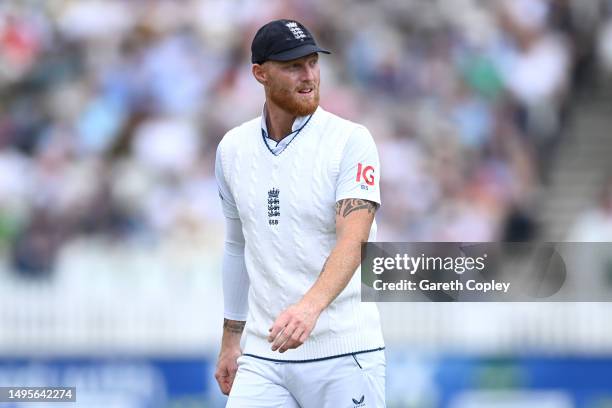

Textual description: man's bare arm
[302,198,377,311]
[268,198,378,352]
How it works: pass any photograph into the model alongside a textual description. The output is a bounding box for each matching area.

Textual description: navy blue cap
[251,19,330,64]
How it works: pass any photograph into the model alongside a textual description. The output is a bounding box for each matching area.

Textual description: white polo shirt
[215,106,384,361]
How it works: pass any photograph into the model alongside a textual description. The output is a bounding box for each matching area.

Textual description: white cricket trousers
[226,350,385,408]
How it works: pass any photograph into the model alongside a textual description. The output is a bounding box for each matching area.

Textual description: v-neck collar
[260,105,316,156]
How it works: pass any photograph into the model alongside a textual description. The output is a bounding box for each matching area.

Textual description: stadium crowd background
[2,0,612,277]
[2,0,612,407]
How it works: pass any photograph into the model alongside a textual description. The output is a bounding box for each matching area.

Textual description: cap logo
[285,21,307,40]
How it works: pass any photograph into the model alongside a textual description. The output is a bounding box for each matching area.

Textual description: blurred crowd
[1,0,611,279]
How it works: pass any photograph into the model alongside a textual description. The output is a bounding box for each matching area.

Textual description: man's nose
[301,65,315,82]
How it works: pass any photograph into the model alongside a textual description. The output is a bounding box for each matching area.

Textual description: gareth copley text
[373,279,511,294]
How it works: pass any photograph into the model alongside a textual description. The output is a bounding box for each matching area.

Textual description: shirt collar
[260,105,311,145]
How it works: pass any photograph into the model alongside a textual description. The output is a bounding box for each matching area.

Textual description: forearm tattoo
[223,319,245,334]
[335,199,378,218]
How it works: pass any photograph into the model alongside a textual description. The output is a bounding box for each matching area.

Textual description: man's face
[260,53,320,116]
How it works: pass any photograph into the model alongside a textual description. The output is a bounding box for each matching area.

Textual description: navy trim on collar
[261,112,314,156]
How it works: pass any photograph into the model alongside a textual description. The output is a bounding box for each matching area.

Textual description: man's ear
[252,64,267,85]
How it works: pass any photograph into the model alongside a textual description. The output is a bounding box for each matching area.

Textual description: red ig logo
[356,163,375,186]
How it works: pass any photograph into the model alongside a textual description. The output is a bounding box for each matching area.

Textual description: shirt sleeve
[216,142,249,320]
[335,126,381,205]
[215,143,239,219]
[222,216,249,321]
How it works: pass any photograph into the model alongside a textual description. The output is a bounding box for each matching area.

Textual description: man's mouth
[298,88,313,94]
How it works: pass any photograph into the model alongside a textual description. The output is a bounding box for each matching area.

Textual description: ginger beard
[266,79,320,117]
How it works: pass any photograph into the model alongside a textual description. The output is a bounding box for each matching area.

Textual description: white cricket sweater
[216,106,384,361]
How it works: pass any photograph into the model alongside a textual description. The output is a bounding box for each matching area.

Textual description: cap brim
[267,44,331,62]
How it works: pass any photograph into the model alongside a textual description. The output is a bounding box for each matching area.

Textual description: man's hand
[268,298,322,353]
[215,319,245,395]
[215,345,242,395]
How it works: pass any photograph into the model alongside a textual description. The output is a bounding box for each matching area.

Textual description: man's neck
[265,102,296,142]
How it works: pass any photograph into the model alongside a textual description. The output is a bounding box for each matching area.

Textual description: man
[214,19,385,407]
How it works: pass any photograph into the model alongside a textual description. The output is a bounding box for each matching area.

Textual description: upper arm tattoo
[335,199,378,218]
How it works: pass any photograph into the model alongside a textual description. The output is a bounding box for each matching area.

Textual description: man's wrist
[223,319,246,334]
[221,319,245,348]
[300,294,327,316]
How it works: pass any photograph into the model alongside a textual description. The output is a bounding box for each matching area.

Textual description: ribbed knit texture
[219,107,384,361]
